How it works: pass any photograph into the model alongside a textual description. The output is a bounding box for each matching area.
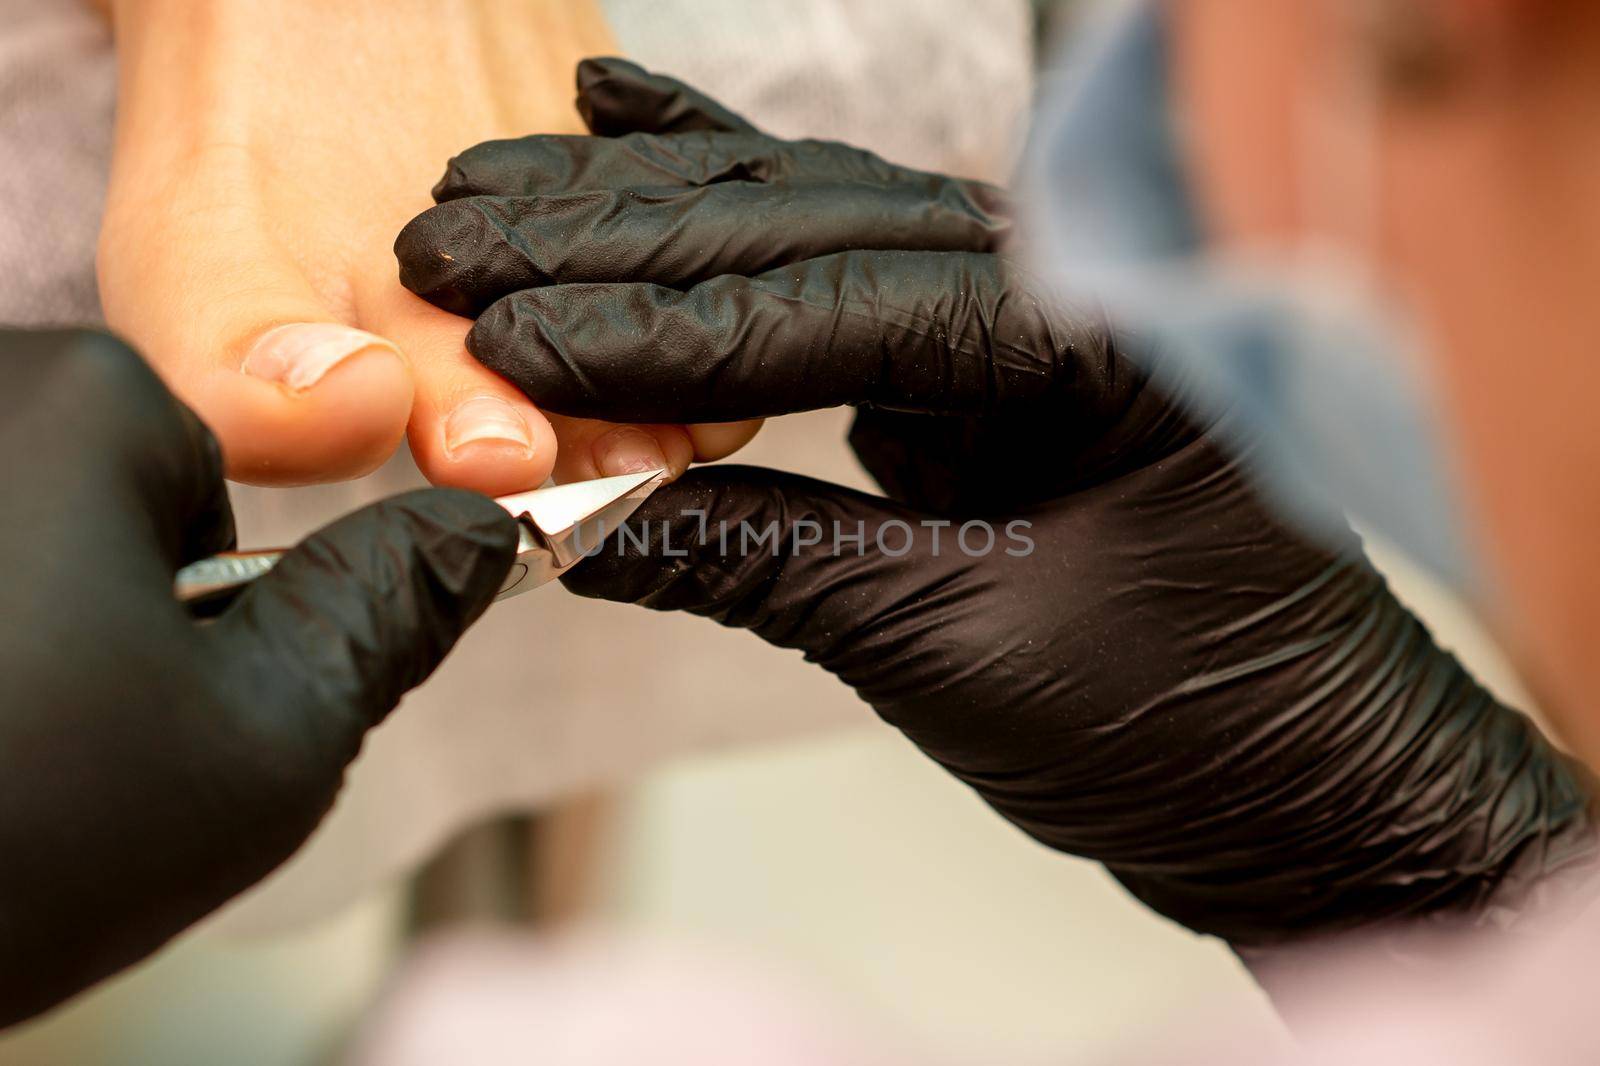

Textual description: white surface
[596,728,1285,1063]
[0,728,1281,1066]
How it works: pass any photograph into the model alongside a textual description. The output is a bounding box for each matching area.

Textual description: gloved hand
[0,329,517,1026]
[394,62,1598,953]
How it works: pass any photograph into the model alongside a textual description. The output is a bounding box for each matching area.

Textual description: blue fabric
[1020,5,1476,587]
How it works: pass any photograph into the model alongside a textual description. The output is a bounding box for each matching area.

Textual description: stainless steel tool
[174,468,668,615]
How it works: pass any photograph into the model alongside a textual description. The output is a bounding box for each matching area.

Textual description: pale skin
[1171,0,1600,760]
[98,0,759,494]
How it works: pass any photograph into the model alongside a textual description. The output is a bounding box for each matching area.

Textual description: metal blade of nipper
[174,468,667,615]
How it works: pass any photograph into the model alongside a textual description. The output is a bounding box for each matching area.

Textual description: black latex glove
[395,61,1597,952]
[0,329,517,1026]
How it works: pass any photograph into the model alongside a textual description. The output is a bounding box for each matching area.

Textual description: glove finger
[106,358,236,569]
[163,397,238,565]
[4,329,237,572]
[848,408,1037,515]
[469,250,1106,423]
[399,180,1011,316]
[433,130,1009,212]
[849,403,1159,516]
[576,56,758,136]
[561,465,971,696]
[210,489,517,741]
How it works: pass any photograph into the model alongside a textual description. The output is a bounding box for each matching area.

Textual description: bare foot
[99,0,756,492]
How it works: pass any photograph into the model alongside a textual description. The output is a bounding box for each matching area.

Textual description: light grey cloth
[0,0,1034,930]
[0,0,113,325]
[603,0,1031,180]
